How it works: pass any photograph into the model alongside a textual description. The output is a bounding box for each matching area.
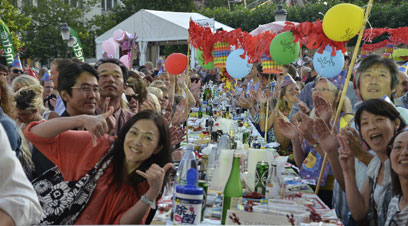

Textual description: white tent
[95,9,234,66]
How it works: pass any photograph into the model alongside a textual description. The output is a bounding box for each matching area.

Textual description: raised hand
[172,99,187,126]
[190,80,201,102]
[176,73,186,87]
[169,126,186,146]
[140,100,156,112]
[136,163,174,199]
[276,116,299,140]
[49,97,57,109]
[313,117,338,154]
[163,111,172,123]
[340,127,365,159]
[337,134,355,175]
[295,112,316,145]
[103,97,116,135]
[295,96,311,114]
[313,94,333,124]
[82,106,114,146]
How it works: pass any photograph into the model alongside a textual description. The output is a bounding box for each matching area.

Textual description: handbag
[32,145,114,225]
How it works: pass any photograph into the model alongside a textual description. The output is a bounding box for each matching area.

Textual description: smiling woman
[385,129,408,226]
[339,99,406,226]
[24,110,173,225]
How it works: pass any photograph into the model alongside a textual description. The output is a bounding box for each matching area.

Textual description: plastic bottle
[221,153,242,225]
[173,168,203,225]
[172,144,198,220]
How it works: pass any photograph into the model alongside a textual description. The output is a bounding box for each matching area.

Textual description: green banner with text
[70,28,85,62]
[0,19,16,65]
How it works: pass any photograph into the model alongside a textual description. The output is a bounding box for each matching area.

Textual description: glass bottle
[221,153,242,225]
[265,163,281,200]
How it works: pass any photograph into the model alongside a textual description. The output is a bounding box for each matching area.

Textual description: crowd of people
[0,52,408,226]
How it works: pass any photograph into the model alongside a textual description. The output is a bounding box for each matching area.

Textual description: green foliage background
[1,0,408,63]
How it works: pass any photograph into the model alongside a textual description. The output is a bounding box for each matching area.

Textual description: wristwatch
[141,194,157,209]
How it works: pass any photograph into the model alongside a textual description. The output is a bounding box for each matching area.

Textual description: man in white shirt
[0,124,42,226]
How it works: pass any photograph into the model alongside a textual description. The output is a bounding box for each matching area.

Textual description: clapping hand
[172,99,187,126]
[295,97,310,114]
[295,112,316,145]
[337,133,355,175]
[276,115,299,140]
[313,94,333,124]
[313,117,338,154]
[170,126,186,146]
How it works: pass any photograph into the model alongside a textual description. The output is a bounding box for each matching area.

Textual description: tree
[0,1,31,51]
[18,0,97,64]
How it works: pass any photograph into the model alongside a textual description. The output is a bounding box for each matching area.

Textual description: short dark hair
[95,58,129,86]
[355,55,399,90]
[51,58,74,74]
[387,129,408,196]
[355,99,406,136]
[111,110,172,188]
[58,63,99,102]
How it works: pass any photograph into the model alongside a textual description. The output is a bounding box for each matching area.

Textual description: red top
[25,121,150,225]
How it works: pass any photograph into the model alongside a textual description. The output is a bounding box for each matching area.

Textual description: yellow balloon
[323,3,364,42]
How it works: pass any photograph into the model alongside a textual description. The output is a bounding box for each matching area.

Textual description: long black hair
[111,110,172,188]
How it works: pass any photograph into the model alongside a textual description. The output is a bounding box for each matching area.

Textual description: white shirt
[55,95,66,116]
[0,124,42,225]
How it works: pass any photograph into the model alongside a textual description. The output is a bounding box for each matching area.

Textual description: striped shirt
[385,195,408,226]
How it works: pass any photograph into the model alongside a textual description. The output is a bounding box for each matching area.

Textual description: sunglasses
[12,69,24,74]
[126,94,138,102]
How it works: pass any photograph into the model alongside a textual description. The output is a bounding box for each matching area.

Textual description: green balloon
[269,31,300,65]
[196,49,214,70]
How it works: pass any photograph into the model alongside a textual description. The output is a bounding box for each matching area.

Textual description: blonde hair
[309,77,353,118]
[147,87,163,100]
[147,92,161,112]
[11,75,40,92]
[14,84,45,114]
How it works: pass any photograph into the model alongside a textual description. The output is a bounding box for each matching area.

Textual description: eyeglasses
[71,85,100,94]
[311,87,331,92]
[12,69,24,74]
[126,94,138,101]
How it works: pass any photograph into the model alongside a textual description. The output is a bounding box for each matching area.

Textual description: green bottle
[221,153,242,225]
[198,102,203,119]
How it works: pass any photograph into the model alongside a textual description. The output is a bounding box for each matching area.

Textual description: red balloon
[164,53,188,75]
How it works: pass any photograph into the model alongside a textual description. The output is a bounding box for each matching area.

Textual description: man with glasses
[58,63,100,117]
[32,63,107,177]
[95,58,133,136]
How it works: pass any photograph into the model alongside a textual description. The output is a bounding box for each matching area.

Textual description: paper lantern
[213,42,231,68]
[261,55,282,74]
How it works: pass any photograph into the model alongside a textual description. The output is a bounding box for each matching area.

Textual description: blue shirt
[0,107,21,155]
